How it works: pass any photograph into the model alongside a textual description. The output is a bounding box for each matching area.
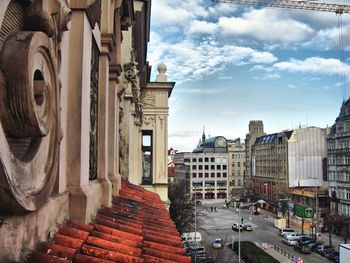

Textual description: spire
[202,125,206,143]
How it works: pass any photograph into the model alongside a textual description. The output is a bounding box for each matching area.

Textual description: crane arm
[212,0,350,14]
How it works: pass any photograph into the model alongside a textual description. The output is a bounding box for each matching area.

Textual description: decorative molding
[158,116,165,131]
[143,116,156,128]
[0,30,60,213]
[109,63,122,81]
[142,92,156,108]
[122,62,143,126]
[101,33,115,58]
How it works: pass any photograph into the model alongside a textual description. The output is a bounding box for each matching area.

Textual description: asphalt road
[198,203,331,263]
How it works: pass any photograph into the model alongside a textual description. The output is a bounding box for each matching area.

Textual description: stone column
[66,5,103,223]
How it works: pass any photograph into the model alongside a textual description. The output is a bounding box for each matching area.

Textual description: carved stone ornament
[143,116,156,128]
[142,92,156,108]
[0,30,60,213]
[122,62,143,125]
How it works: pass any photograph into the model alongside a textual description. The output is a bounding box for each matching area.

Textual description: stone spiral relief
[0,0,71,213]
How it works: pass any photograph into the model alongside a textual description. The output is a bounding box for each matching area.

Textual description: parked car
[279,228,298,236]
[294,243,311,254]
[298,239,315,246]
[232,223,243,231]
[326,251,339,263]
[282,236,299,246]
[212,238,223,248]
[307,242,323,250]
[314,244,334,255]
[324,248,337,258]
[284,233,300,239]
[298,236,313,243]
[243,224,253,231]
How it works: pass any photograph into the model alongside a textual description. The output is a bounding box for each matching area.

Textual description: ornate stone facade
[0,0,153,260]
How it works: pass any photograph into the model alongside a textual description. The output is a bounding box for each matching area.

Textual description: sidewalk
[257,209,345,249]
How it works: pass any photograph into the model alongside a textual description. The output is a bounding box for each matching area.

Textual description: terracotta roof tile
[27,179,190,263]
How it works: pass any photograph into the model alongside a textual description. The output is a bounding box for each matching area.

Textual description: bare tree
[169,181,204,234]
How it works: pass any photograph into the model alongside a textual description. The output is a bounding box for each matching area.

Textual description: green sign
[295,204,314,218]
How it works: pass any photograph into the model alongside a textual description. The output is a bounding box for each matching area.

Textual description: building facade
[227,138,246,201]
[245,120,265,199]
[328,98,350,216]
[0,0,174,260]
[252,127,327,203]
[189,136,229,200]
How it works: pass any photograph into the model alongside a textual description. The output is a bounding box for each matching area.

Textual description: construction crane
[212,0,350,14]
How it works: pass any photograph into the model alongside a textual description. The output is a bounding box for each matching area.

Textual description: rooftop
[25,180,190,263]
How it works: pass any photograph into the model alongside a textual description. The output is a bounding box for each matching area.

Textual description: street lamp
[194,185,197,263]
[236,207,241,263]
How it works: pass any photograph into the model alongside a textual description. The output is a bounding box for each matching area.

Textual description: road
[198,202,330,263]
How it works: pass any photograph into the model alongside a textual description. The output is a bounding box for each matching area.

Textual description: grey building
[328,99,350,216]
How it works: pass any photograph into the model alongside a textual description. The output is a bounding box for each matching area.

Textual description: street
[198,202,330,263]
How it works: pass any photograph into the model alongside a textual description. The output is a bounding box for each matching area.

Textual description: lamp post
[237,207,241,263]
[194,185,197,263]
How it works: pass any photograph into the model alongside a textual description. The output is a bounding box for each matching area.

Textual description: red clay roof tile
[81,244,144,262]
[53,233,84,249]
[39,242,77,260]
[86,236,142,257]
[28,179,190,263]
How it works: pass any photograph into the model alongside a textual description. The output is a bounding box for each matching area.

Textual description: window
[199,165,203,170]
[199,173,203,178]
[142,131,152,185]
[205,173,209,178]
[198,158,203,162]
[205,157,209,162]
[192,165,196,170]
[211,165,215,170]
[223,172,227,177]
[192,173,197,178]
[205,165,209,170]
[211,172,215,177]
[238,162,241,167]
[211,157,215,162]
[217,172,221,178]
[216,165,221,170]
[192,158,196,162]
[223,165,227,170]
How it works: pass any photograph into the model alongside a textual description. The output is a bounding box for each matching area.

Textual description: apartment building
[227,138,246,200]
[328,98,350,216]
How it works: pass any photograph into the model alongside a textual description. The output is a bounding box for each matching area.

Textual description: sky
[146,0,350,152]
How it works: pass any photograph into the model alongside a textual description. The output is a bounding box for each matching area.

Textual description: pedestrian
[211,206,213,212]
[214,207,217,212]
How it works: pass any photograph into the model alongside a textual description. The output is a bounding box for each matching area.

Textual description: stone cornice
[146,82,176,97]
[109,64,122,82]
[100,33,115,59]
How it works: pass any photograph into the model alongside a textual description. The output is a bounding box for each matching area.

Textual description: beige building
[251,127,327,204]
[227,138,246,201]
[245,120,265,199]
[0,0,175,261]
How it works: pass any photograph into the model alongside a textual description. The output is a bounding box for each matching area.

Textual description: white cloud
[151,2,191,27]
[274,57,350,76]
[148,36,277,83]
[218,9,314,44]
[178,87,225,95]
[188,20,217,34]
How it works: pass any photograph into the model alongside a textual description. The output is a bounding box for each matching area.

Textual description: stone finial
[156,63,167,82]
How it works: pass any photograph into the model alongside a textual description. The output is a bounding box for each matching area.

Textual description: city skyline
[147,0,350,152]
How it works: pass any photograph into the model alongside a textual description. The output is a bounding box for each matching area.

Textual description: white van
[279,228,298,236]
[181,232,202,242]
